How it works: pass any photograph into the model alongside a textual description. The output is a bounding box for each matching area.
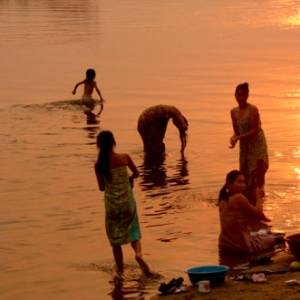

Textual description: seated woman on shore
[218,170,275,255]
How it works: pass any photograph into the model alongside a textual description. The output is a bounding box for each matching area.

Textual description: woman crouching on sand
[218,170,275,255]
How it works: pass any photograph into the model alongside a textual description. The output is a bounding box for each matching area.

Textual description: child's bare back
[72,68,105,121]
[84,81,97,97]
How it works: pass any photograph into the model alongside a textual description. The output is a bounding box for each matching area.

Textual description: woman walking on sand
[94,130,152,276]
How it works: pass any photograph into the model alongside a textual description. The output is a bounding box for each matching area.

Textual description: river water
[1,1,300,299]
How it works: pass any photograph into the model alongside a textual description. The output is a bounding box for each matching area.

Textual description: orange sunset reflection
[293,150,300,159]
[295,168,300,175]
[288,89,300,99]
[280,1,300,27]
[284,11,300,27]
[286,89,300,102]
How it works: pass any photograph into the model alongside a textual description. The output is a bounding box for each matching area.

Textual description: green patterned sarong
[237,117,269,199]
[103,167,141,246]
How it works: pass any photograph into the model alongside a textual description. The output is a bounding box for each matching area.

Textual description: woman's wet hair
[218,170,243,202]
[235,82,249,95]
[178,115,188,137]
[225,170,242,184]
[86,68,96,83]
[182,115,188,127]
[96,131,116,180]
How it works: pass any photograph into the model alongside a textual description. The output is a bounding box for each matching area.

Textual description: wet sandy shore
[150,251,300,300]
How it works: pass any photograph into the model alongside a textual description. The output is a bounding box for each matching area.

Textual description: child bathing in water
[72,68,105,123]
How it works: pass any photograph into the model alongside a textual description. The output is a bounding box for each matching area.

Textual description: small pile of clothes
[158,277,188,295]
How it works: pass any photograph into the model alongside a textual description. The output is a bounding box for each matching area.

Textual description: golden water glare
[1,0,300,299]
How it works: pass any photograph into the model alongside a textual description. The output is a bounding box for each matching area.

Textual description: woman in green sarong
[94,131,151,275]
[229,83,269,206]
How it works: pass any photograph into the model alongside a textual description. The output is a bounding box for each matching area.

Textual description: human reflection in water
[139,154,167,192]
[139,154,189,194]
[109,276,147,300]
[171,155,189,186]
[82,124,99,141]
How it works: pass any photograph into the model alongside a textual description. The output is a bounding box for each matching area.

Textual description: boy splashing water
[72,68,105,124]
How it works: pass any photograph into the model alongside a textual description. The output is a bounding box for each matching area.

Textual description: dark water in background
[1,1,300,299]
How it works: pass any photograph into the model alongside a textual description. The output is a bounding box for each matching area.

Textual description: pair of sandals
[158,277,188,295]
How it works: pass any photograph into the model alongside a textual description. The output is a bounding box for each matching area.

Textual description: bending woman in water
[137,105,188,156]
[94,130,152,275]
[218,170,275,255]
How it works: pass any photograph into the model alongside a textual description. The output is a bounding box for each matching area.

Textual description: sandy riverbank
[150,251,300,300]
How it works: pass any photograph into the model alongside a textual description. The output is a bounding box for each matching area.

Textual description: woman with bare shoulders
[218,170,275,255]
[94,131,152,276]
[229,83,268,205]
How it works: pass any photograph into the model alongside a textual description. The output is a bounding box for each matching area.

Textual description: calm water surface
[1,1,300,299]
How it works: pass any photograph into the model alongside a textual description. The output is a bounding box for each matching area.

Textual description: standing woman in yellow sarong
[94,131,152,276]
[229,83,269,206]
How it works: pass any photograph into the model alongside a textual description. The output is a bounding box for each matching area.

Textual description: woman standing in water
[137,105,188,156]
[229,83,269,205]
[94,131,152,276]
[218,170,275,255]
